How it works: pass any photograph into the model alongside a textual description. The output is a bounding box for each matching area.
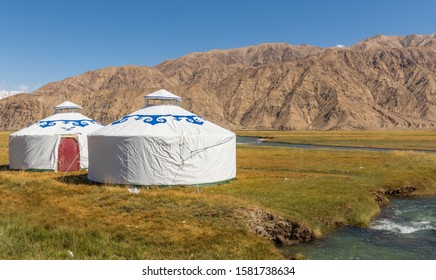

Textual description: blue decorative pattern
[37,119,98,131]
[111,114,205,126]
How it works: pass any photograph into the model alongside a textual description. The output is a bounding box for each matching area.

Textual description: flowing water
[284,197,436,260]
[236,136,436,153]
[236,136,436,260]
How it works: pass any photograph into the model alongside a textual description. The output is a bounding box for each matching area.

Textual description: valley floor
[0,130,435,259]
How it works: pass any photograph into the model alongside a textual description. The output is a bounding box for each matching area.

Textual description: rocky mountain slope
[1,34,435,130]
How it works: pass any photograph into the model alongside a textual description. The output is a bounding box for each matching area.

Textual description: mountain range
[0,91,21,100]
[1,33,436,130]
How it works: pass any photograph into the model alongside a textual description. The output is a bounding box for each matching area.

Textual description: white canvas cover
[9,108,103,171]
[87,101,236,186]
[144,89,182,100]
[54,101,83,110]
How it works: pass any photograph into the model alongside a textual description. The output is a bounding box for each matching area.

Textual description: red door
[58,137,80,172]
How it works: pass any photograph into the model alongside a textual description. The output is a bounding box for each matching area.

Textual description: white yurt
[9,101,103,172]
[87,89,236,186]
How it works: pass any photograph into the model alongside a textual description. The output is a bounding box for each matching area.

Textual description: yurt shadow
[56,173,92,185]
[0,165,44,172]
[0,165,9,171]
[56,173,130,188]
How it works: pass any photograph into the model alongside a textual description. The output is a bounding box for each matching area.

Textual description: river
[284,197,436,259]
[236,136,436,153]
[236,136,436,260]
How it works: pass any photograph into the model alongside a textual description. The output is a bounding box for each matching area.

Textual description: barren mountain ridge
[1,34,435,130]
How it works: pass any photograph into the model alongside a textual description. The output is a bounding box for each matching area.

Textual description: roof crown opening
[144,89,182,107]
[54,101,83,114]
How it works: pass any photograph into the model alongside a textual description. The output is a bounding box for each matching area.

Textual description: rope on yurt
[0,136,12,155]
[58,151,81,182]
[170,136,235,186]
[58,138,86,182]
[0,134,13,168]
[179,136,235,164]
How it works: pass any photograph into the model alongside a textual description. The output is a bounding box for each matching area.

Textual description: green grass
[204,146,436,234]
[1,130,435,259]
[0,171,282,259]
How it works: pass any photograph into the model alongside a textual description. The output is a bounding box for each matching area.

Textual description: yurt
[87,89,236,186]
[9,101,103,172]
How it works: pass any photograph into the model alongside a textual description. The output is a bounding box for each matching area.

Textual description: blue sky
[1,0,435,93]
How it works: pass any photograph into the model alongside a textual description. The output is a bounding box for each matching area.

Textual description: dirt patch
[232,186,417,249]
[371,191,390,206]
[372,185,417,206]
[234,208,314,246]
[384,185,417,196]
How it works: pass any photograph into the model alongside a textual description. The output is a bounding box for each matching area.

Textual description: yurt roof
[144,89,182,100]
[53,101,83,110]
[91,105,233,137]
[11,112,102,136]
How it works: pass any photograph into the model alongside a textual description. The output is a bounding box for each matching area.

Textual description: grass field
[237,130,436,151]
[1,130,435,259]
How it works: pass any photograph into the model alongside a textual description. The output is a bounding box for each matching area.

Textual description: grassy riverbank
[237,130,436,151]
[1,130,435,259]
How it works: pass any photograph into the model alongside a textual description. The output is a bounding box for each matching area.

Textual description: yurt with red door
[9,101,103,172]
